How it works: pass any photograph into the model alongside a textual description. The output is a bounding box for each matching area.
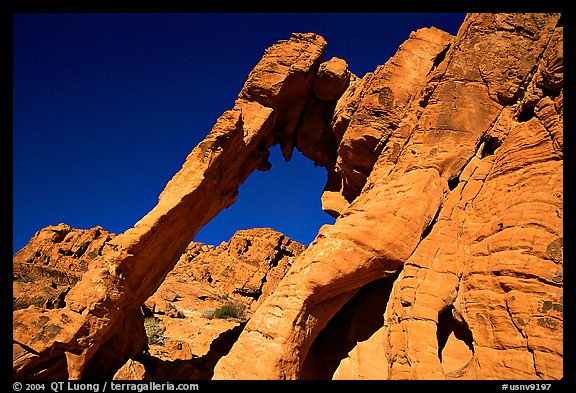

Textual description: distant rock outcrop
[14,227,303,380]
[13,224,114,310]
[13,13,562,380]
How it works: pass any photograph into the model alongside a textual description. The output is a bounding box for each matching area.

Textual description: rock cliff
[13,13,562,380]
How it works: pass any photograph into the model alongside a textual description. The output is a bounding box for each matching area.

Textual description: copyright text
[13,382,199,393]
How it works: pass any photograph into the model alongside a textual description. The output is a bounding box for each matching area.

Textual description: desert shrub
[144,316,167,346]
[213,301,245,320]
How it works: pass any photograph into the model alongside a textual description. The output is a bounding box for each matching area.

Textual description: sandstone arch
[13,32,336,379]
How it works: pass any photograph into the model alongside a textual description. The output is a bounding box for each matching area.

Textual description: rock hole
[541,85,560,98]
[517,105,535,122]
[419,88,432,108]
[300,276,397,379]
[430,44,450,73]
[437,305,474,363]
[448,176,460,191]
[195,145,335,247]
[478,135,502,158]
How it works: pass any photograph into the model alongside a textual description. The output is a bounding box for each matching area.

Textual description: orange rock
[334,13,563,381]
[312,57,351,101]
[13,32,326,379]
[334,27,452,202]
[113,359,149,380]
[215,13,562,380]
[142,228,304,366]
[13,13,563,381]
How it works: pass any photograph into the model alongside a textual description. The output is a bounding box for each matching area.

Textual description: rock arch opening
[436,305,475,377]
[300,276,397,379]
[195,145,335,248]
[13,14,564,381]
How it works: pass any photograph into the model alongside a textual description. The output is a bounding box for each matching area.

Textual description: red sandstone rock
[179,228,305,309]
[13,13,563,381]
[312,57,351,101]
[112,359,149,380]
[334,27,452,202]
[333,13,564,381]
[142,228,304,369]
[13,224,114,311]
[214,13,562,380]
[13,226,303,379]
[13,32,326,380]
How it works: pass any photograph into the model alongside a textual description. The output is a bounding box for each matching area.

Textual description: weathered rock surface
[112,359,149,380]
[13,224,114,310]
[214,13,563,380]
[141,228,303,370]
[177,228,304,308]
[333,27,453,204]
[331,13,563,381]
[13,13,562,381]
[13,32,329,380]
[13,227,303,380]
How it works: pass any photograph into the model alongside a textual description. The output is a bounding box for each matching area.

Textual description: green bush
[144,316,167,346]
[212,302,245,320]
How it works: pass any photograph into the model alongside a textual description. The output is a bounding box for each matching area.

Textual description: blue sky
[12,13,465,253]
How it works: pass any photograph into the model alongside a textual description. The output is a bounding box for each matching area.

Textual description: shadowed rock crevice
[477,134,503,158]
[447,175,460,191]
[436,305,475,378]
[428,43,451,76]
[300,276,397,379]
[437,305,474,361]
[135,323,246,380]
[517,106,536,122]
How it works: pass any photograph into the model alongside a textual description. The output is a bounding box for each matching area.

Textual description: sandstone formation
[13,224,114,311]
[13,32,328,380]
[142,229,303,368]
[13,13,562,381]
[13,226,303,380]
[214,13,563,380]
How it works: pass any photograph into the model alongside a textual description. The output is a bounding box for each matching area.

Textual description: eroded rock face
[141,228,304,373]
[14,13,562,381]
[13,224,114,310]
[333,27,453,204]
[13,227,304,380]
[214,13,563,380]
[13,32,329,380]
[176,228,305,309]
[331,13,563,381]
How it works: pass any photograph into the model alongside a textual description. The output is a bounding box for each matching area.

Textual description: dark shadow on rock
[300,273,399,379]
[136,322,246,380]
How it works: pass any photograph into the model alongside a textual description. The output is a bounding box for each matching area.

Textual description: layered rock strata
[331,13,563,380]
[142,229,303,366]
[13,224,114,310]
[13,13,563,380]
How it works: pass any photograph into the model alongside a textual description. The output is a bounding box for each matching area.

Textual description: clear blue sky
[12,13,465,253]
